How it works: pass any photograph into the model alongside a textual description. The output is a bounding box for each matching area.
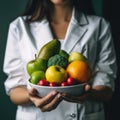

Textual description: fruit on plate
[67,77,77,85]
[37,39,61,60]
[26,58,47,75]
[61,81,69,86]
[30,71,46,84]
[38,79,49,86]
[68,51,87,63]
[49,82,57,87]
[59,49,69,59]
[45,65,68,84]
[66,60,92,83]
[47,54,68,68]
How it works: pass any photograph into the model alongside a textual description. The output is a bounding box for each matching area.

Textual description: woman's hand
[61,84,113,103]
[61,84,91,103]
[28,88,62,112]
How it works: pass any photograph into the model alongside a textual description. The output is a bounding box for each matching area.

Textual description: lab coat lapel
[38,19,54,44]
[62,11,88,53]
[62,23,87,53]
[37,20,54,52]
[20,17,53,53]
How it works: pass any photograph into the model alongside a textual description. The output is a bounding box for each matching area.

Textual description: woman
[3,0,117,120]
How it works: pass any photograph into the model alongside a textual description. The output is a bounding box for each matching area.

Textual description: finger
[38,91,58,108]
[29,92,42,106]
[85,84,91,91]
[61,95,81,103]
[31,91,58,108]
[28,88,38,96]
[61,93,87,103]
[40,93,62,112]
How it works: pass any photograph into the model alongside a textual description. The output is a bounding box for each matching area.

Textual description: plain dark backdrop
[0,1,27,119]
[103,0,120,119]
[0,0,120,120]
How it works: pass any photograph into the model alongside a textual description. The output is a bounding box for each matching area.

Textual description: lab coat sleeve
[3,23,27,95]
[92,19,117,91]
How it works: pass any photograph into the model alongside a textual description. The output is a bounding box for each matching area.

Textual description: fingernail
[51,91,57,95]
[58,94,62,100]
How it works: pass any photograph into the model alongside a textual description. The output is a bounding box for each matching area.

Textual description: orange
[66,60,92,83]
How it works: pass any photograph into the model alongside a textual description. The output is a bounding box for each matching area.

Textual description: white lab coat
[3,8,117,120]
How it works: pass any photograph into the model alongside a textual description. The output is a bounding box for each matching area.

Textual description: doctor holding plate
[3,0,117,120]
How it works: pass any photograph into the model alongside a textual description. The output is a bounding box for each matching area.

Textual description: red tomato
[67,77,76,85]
[38,79,49,86]
[49,82,57,87]
[61,82,68,86]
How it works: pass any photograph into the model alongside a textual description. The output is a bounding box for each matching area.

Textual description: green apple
[26,58,47,75]
[30,71,46,84]
[45,65,68,84]
[68,51,88,63]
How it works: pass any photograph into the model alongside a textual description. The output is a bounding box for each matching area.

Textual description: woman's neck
[50,5,73,23]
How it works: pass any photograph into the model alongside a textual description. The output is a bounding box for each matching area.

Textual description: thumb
[28,88,38,96]
[85,84,91,92]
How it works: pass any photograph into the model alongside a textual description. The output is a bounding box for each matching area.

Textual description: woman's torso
[6,9,114,120]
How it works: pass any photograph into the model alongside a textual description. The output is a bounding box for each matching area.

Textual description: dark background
[0,1,27,119]
[0,0,120,120]
[103,0,120,119]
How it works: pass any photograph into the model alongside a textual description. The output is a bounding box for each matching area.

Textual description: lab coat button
[70,113,76,118]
